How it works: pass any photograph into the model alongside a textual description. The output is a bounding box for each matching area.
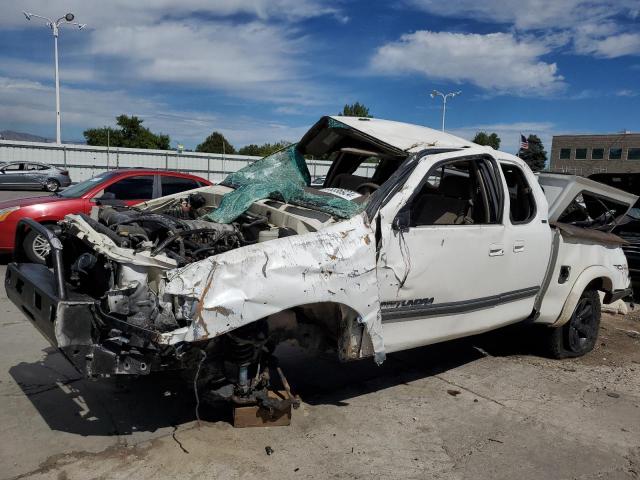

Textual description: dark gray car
[0,161,71,192]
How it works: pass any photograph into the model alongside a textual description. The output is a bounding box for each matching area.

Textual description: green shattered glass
[204,145,363,224]
[327,117,349,129]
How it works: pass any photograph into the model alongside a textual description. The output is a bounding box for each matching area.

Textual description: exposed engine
[48,193,303,412]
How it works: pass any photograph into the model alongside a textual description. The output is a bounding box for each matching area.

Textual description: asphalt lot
[0,189,639,479]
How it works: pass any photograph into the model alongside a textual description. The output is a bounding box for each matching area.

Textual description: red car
[0,169,211,262]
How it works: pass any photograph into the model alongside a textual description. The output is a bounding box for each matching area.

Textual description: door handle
[513,241,525,253]
[489,244,504,257]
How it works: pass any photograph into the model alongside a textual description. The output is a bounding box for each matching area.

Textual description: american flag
[520,134,529,150]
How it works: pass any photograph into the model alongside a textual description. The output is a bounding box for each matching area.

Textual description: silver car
[0,161,71,192]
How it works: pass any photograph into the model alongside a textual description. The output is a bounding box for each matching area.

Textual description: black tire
[23,229,51,264]
[546,289,601,359]
[44,178,60,192]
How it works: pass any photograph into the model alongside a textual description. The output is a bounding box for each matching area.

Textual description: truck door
[497,159,552,312]
[376,152,545,353]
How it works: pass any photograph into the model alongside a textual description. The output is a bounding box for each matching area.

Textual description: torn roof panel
[327,116,475,152]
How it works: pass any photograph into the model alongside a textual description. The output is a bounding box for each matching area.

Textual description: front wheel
[44,179,60,192]
[545,289,601,358]
[23,229,51,264]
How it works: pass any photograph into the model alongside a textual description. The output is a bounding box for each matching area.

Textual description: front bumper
[5,261,99,366]
[5,218,174,377]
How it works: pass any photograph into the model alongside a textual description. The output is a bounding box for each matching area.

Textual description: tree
[196,132,236,154]
[238,140,292,157]
[519,134,547,172]
[472,131,501,150]
[84,115,170,150]
[339,102,372,118]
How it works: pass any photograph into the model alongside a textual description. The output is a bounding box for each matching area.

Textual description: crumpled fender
[162,214,385,363]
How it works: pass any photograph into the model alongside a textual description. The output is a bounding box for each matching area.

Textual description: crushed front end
[5,189,382,414]
[5,197,306,411]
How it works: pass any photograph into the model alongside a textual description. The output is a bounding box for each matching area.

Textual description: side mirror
[392,209,411,232]
[92,191,123,206]
[92,192,116,203]
[99,192,116,200]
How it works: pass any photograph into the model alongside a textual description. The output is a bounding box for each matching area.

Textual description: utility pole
[430,90,462,132]
[23,11,86,144]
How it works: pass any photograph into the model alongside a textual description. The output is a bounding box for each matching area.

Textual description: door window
[408,158,503,226]
[104,175,154,200]
[161,176,200,196]
[26,163,46,171]
[500,164,536,224]
[2,163,23,171]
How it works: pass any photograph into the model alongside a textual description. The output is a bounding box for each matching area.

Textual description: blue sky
[0,0,638,153]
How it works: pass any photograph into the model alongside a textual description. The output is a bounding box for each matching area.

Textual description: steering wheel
[355,182,380,195]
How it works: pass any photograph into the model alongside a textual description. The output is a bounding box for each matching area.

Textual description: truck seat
[413,175,473,225]
[329,173,372,191]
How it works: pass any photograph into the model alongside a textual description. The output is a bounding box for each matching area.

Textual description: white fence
[0,140,376,184]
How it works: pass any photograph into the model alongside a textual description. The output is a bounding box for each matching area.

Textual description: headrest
[439,175,470,198]
[502,168,519,187]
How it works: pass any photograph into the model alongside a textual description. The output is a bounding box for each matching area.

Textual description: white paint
[377,149,552,352]
[331,116,475,152]
[162,215,385,361]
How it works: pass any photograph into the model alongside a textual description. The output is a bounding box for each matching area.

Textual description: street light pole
[23,12,86,144]
[430,90,462,132]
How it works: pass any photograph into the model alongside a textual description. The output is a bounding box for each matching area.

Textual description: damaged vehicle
[5,116,636,413]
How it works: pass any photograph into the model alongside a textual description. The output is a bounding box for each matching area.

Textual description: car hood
[0,195,72,211]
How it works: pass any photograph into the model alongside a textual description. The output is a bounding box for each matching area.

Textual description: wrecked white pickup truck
[6,116,636,411]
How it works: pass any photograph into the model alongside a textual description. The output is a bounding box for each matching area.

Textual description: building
[550,132,640,176]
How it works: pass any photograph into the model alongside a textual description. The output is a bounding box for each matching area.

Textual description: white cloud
[408,0,640,59]
[407,0,636,32]
[0,75,309,147]
[575,31,640,58]
[4,0,344,105]
[0,58,96,84]
[87,20,323,104]
[371,31,564,95]
[3,0,341,28]
[616,89,638,97]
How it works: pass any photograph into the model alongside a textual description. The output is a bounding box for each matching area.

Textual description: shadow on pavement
[9,324,538,436]
[279,324,542,407]
[9,348,228,437]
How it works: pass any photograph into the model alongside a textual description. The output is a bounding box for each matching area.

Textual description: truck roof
[329,116,476,152]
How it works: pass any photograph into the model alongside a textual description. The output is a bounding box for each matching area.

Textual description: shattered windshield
[205,145,365,224]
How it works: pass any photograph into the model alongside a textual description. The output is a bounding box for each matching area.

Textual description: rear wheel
[546,289,601,358]
[23,229,51,264]
[44,179,60,192]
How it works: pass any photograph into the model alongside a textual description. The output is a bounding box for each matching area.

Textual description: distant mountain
[0,130,52,142]
[0,131,85,144]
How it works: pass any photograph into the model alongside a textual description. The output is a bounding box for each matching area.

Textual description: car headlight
[0,206,20,221]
